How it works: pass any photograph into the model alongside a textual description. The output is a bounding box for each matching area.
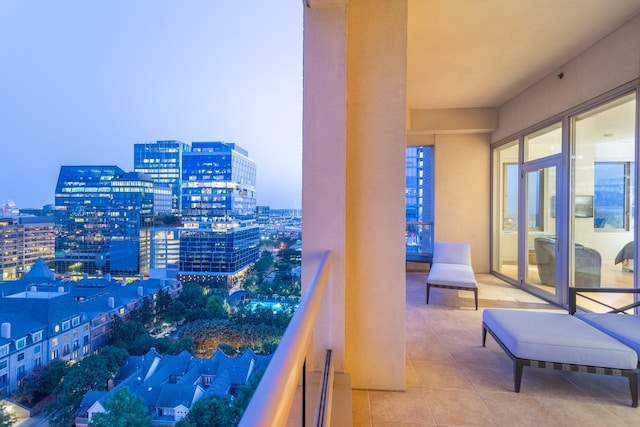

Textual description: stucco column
[303,0,407,390]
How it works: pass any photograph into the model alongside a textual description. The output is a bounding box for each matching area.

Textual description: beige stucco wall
[302,5,347,372]
[344,0,407,391]
[494,13,640,142]
[433,133,491,272]
[303,0,407,391]
[407,107,495,272]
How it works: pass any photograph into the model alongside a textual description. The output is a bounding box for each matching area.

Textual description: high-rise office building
[182,142,257,221]
[256,206,270,225]
[54,166,155,275]
[149,142,259,279]
[134,140,190,215]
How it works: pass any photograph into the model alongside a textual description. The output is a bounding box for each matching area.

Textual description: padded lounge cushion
[483,309,637,369]
[427,263,476,289]
[576,313,640,357]
[432,242,471,265]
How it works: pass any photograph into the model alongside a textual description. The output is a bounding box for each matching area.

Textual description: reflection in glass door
[524,162,559,300]
[571,92,636,312]
[492,141,519,280]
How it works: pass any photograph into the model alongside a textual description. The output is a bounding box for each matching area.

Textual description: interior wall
[495,13,640,142]
[434,133,491,272]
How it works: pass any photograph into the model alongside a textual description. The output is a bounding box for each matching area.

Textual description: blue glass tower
[406,146,434,256]
[134,140,190,214]
[182,142,257,222]
[54,166,154,275]
[149,142,259,278]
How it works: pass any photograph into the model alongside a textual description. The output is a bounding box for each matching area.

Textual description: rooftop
[351,273,640,426]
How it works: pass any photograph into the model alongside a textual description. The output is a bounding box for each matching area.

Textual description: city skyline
[0,1,303,210]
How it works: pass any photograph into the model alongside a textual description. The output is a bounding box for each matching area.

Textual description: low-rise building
[76,347,270,427]
[0,258,182,397]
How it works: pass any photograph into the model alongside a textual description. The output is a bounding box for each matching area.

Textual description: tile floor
[351,273,640,426]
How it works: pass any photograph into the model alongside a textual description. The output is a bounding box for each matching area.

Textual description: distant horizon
[0,2,303,210]
[3,199,303,213]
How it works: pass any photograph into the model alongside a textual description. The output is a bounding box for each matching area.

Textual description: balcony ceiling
[407,0,640,110]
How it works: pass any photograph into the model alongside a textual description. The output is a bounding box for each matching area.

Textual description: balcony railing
[239,250,332,427]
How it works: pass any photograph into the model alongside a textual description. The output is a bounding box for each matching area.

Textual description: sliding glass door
[492,89,638,309]
[522,160,561,301]
[570,92,636,311]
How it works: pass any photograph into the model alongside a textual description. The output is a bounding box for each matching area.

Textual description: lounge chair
[483,309,638,407]
[426,242,478,310]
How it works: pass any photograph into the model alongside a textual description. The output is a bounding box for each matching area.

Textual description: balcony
[352,272,640,425]
[242,263,640,425]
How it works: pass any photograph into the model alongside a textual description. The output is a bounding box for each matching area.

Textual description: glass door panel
[525,164,558,300]
[571,93,636,312]
[525,122,562,162]
[492,141,519,280]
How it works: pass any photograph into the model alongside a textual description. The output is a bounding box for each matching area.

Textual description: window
[31,331,43,343]
[33,358,41,368]
[405,146,434,256]
[62,320,70,331]
[71,316,80,327]
[51,338,58,347]
[15,338,26,350]
[0,361,6,370]
[503,163,518,231]
[594,162,634,230]
[34,345,41,354]
[0,346,7,357]
[51,350,58,360]
[527,170,544,230]
[17,353,24,361]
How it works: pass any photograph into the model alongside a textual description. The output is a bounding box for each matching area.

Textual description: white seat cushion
[576,313,640,358]
[427,263,476,289]
[483,309,638,369]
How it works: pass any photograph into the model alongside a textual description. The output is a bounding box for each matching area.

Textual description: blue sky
[0,1,303,210]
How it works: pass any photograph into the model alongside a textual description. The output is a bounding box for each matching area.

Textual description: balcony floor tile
[352,273,640,426]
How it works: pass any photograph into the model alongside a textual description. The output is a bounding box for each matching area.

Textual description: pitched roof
[22,257,55,281]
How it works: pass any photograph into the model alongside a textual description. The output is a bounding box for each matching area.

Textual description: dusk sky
[0,1,303,210]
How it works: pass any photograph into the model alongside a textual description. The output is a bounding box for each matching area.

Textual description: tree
[179,282,207,309]
[14,360,67,405]
[176,396,239,427]
[98,346,129,376]
[48,353,119,427]
[111,317,151,354]
[155,288,173,320]
[206,295,228,319]
[0,402,17,427]
[89,387,150,427]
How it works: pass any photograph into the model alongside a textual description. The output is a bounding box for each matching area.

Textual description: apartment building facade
[0,217,55,281]
[0,258,182,397]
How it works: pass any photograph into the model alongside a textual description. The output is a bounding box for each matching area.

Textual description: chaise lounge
[482,308,639,407]
[426,242,478,310]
